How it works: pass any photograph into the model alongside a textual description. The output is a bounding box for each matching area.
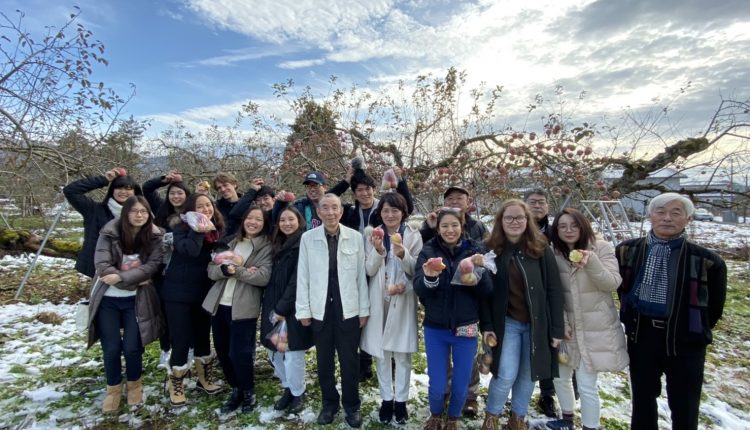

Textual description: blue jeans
[96,296,143,386]
[424,325,477,418]
[486,318,534,416]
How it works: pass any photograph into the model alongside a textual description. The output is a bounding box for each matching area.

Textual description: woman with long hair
[63,169,143,278]
[87,196,164,413]
[414,208,492,430]
[203,206,273,414]
[259,206,313,414]
[142,172,192,367]
[361,192,423,425]
[545,208,627,430]
[161,193,224,407]
[480,199,565,430]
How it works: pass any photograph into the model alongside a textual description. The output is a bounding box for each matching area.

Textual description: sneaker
[538,395,558,418]
[394,401,408,424]
[546,418,575,430]
[379,400,394,424]
[158,350,170,370]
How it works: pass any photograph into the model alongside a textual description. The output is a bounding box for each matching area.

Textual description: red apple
[114,167,127,177]
[425,257,446,272]
[283,191,295,202]
[458,258,474,274]
[372,227,385,239]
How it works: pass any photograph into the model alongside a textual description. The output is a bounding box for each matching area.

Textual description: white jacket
[296,224,369,321]
[360,225,422,358]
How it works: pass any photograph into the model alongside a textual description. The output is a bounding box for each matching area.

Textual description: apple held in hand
[232,255,244,266]
[569,249,584,263]
[425,257,446,272]
[458,258,474,274]
[372,227,385,239]
[282,191,295,202]
[486,336,498,348]
[390,233,402,245]
[460,272,478,285]
[114,167,127,177]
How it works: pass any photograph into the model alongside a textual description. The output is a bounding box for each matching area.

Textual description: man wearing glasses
[523,189,559,418]
[294,171,328,230]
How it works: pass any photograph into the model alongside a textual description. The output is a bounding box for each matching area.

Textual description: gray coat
[87,220,165,349]
[203,235,273,320]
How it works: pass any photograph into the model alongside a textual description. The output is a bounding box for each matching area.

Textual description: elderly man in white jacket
[296,193,369,428]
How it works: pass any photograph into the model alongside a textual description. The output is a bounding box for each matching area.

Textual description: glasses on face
[305,183,322,190]
[129,209,149,216]
[557,224,580,232]
[526,199,547,206]
[502,215,527,224]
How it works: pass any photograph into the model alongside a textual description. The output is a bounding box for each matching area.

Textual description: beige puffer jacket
[554,240,628,373]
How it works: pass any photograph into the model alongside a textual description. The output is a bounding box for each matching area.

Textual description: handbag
[75,300,89,332]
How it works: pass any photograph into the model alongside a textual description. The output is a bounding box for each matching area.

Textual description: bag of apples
[380,168,398,192]
[180,211,216,232]
[383,249,407,300]
[450,255,487,286]
[266,319,289,353]
[211,250,244,266]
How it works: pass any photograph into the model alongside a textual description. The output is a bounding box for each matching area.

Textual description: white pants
[267,348,306,397]
[375,351,412,402]
[553,360,600,429]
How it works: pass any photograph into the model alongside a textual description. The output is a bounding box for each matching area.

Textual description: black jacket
[217,194,242,237]
[63,175,115,278]
[161,222,215,303]
[330,178,415,233]
[259,232,313,352]
[479,245,565,381]
[414,237,492,329]
[616,236,727,355]
[142,176,167,217]
[419,214,488,244]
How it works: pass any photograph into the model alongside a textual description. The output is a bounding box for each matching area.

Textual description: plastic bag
[483,250,498,274]
[120,254,142,271]
[384,249,408,300]
[180,211,216,232]
[477,341,493,374]
[380,168,398,191]
[75,300,89,333]
[211,250,243,266]
[266,319,289,352]
[558,341,570,365]
[451,257,486,286]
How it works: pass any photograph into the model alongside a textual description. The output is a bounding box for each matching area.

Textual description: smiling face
[243,208,265,238]
[556,213,580,249]
[438,212,463,245]
[168,187,187,208]
[127,202,149,229]
[501,204,528,243]
[112,186,135,204]
[317,195,343,232]
[215,181,238,201]
[650,199,690,239]
[278,209,300,236]
[443,191,470,211]
[194,195,215,219]
[305,182,325,202]
[255,194,274,212]
[354,184,375,209]
[380,202,403,231]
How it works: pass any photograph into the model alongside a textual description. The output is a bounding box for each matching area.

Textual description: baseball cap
[303,171,326,185]
[443,186,470,199]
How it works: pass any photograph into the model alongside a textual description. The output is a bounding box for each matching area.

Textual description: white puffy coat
[554,240,629,373]
[360,225,422,358]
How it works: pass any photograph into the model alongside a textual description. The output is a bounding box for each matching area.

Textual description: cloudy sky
[6,0,750,141]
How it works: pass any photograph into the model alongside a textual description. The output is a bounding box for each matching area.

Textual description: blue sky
[6,0,750,141]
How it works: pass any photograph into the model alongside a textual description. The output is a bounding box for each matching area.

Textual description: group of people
[64,165,727,430]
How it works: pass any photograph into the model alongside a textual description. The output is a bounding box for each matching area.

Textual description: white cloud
[277,58,326,69]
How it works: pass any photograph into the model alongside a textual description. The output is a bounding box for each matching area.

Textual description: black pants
[164,300,211,367]
[96,296,143,385]
[312,315,362,414]
[539,377,556,397]
[629,319,706,430]
[212,305,257,390]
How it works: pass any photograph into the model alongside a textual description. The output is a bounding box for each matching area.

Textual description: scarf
[107,198,123,219]
[632,230,686,317]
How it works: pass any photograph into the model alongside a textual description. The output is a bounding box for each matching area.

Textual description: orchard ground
[0,219,749,429]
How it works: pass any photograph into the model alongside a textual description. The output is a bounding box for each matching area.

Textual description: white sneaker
[158,349,170,369]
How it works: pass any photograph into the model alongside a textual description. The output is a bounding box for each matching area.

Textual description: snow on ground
[1,223,750,428]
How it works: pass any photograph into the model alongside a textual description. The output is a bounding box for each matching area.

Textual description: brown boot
[481,411,500,430]
[444,417,460,430]
[102,383,122,414]
[194,354,222,395]
[507,413,529,430]
[423,414,445,430]
[126,378,143,406]
[166,364,190,407]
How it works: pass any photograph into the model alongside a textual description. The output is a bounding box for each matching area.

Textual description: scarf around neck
[107,198,123,219]
[633,230,687,317]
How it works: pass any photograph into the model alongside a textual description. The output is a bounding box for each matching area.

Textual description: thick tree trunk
[0,229,80,259]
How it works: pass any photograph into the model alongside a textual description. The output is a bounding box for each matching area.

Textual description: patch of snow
[23,387,66,402]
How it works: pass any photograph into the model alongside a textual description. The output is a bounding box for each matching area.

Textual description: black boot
[394,401,409,424]
[220,387,243,413]
[241,389,257,413]
[288,392,305,414]
[379,399,394,424]
[274,388,293,411]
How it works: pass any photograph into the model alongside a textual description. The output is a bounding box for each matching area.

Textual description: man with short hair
[228,178,275,229]
[293,171,327,230]
[296,194,369,428]
[523,189,559,418]
[213,172,242,236]
[616,192,726,430]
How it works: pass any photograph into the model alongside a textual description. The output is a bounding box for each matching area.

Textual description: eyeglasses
[557,224,580,232]
[502,215,527,224]
[129,209,149,215]
[305,183,322,189]
[526,199,547,206]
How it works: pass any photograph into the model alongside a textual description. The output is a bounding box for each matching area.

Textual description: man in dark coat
[616,192,726,430]
[213,172,242,237]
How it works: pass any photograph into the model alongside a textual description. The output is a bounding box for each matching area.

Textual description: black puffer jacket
[161,221,216,303]
[63,176,115,278]
[419,214,488,244]
[259,232,313,352]
[414,237,493,329]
